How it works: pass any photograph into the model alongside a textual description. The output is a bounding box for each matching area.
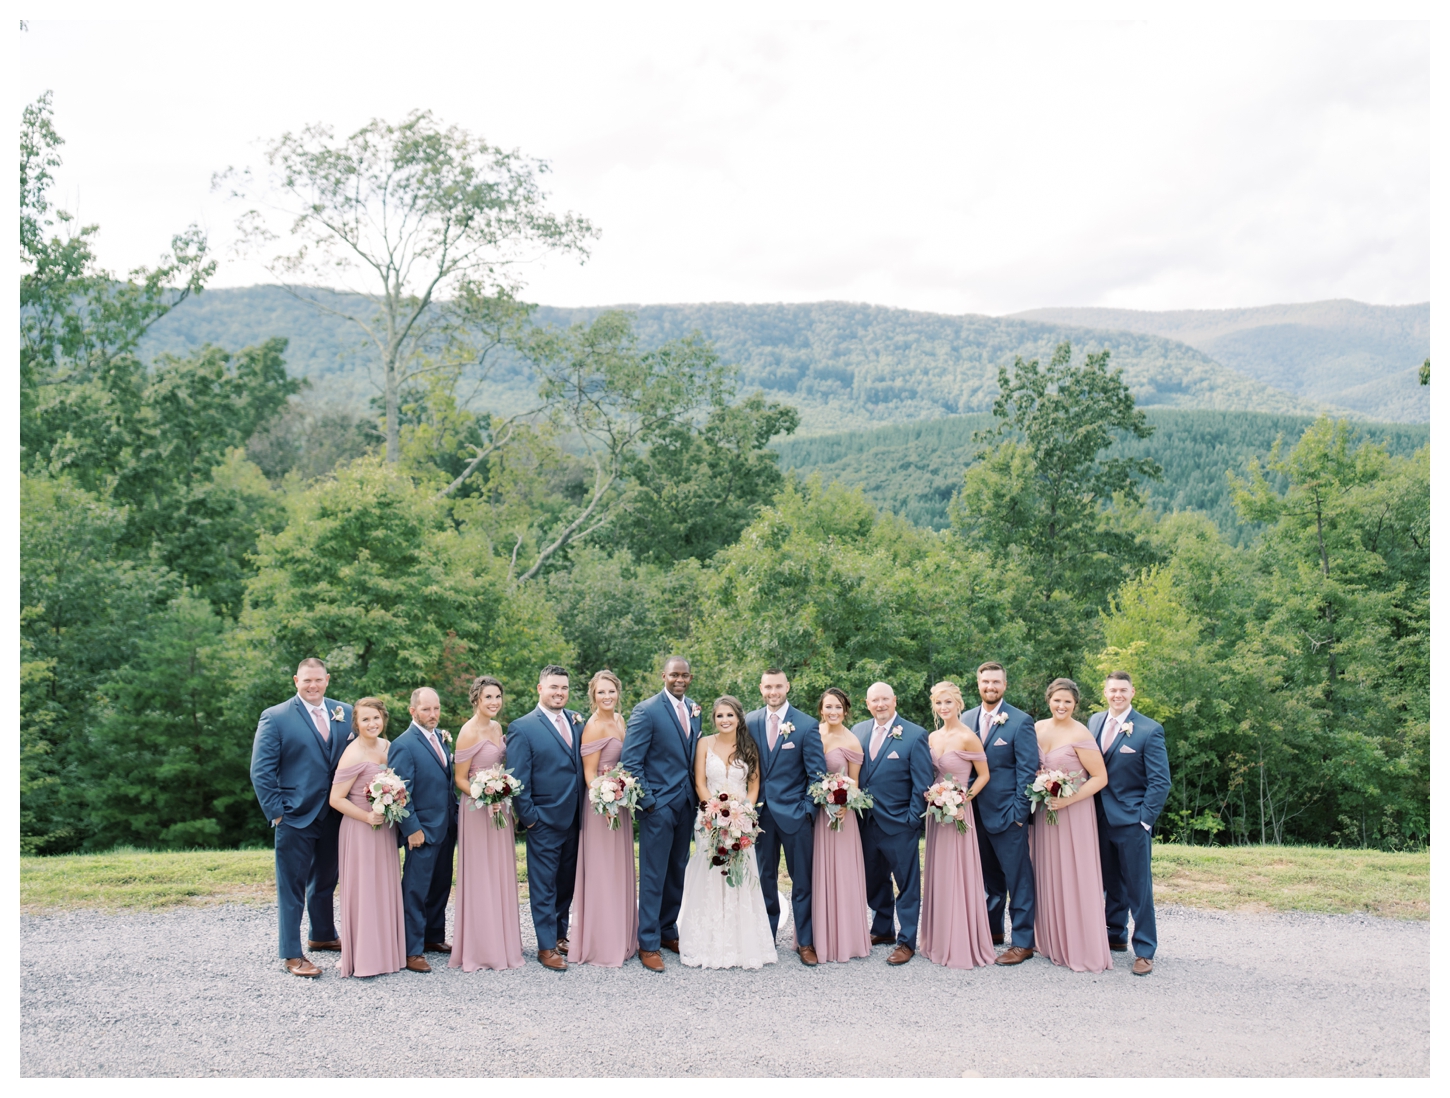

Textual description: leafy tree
[223,111,594,461]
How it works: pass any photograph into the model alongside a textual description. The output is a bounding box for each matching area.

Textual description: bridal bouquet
[808,771,874,831]
[588,766,643,830]
[1026,769,1081,825]
[469,765,523,829]
[923,776,972,834]
[695,792,762,888]
[364,768,410,830]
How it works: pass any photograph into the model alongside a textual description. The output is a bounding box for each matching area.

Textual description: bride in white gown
[678,695,779,970]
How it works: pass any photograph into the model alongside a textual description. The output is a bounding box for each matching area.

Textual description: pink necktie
[768,712,780,751]
[311,707,329,743]
[554,712,572,748]
[1102,716,1119,753]
[426,729,446,765]
[676,700,689,735]
[869,725,887,760]
[979,708,991,740]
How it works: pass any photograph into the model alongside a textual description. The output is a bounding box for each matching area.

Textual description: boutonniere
[889,725,903,740]
[438,728,452,745]
[779,721,795,738]
[690,703,702,719]
[992,712,1008,727]
[330,706,345,722]
[1120,721,1134,737]
[570,712,584,726]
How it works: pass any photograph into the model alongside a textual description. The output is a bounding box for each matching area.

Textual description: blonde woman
[918,680,995,969]
[569,670,639,966]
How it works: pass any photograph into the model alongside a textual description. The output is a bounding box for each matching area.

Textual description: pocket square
[781,742,796,750]
[994,738,1009,747]
[1119,745,1137,753]
[886,750,900,759]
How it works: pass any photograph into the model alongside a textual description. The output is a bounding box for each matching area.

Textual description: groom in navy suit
[852,681,932,965]
[390,686,458,973]
[505,665,585,971]
[744,669,828,965]
[965,661,1040,965]
[1088,671,1171,976]
[621,655,702,972]
[250,657,352,976]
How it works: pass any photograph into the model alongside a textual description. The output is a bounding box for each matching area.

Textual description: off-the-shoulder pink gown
[1030,738,1112,973]
[919,748,995,969]
[449,737,525,971]
[570,734,639,966]
[335,760,407,977]
[810,745,871,963]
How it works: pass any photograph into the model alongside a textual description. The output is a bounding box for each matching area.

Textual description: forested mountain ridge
[1013,300,1429,422]
[139,287,1341,434]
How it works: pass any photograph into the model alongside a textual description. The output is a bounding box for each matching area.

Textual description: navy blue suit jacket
[964,701,1038,833]
[505,706,585,830]
[250,695,353,827]
[389,722,457,845]
[620,690,703,813]
[744,704,827,834]
[1087,707,1171,828]
[852,715,933,837]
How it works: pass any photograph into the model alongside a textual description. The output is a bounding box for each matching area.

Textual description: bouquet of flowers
[364,768,410,830]
[1026,768,1081,825]
[588,765,643,830]
[922,775,972,833]
[694,791,762,888]
[469,765,523,829]
[808,771,874,831]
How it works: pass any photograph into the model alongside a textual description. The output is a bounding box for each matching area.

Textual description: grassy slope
[20,844,1427,920]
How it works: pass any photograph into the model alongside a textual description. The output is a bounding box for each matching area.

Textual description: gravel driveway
[20,901,1427,1077]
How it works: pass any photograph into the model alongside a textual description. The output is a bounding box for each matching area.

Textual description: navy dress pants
[755,804,815,947]
[523,819,580,951]
[636,791,695,951]
[975,814,1036,949]
[1099,819,1158,958]
[274,810,340,958]
[860,817,923,949]
[401,824,456,957]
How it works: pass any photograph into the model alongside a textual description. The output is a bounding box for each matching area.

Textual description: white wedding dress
[677,751,779,970]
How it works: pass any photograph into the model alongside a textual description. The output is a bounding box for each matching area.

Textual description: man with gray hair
[390,686,458,972]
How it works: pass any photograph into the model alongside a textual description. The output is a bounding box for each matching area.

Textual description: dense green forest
[776,410,1430,537]
[1017,301,1430,421]
[20,98,1429,857]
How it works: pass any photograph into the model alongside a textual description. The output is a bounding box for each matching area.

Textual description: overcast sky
[16,17,1431,315]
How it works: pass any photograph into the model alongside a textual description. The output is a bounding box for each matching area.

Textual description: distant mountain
[1011,300,1429,422]
[139,287,1339,435]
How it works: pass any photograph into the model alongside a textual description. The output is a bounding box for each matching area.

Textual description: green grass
[20,842,1428,920]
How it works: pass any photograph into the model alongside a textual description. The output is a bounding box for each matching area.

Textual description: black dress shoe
[991,933,1005,946]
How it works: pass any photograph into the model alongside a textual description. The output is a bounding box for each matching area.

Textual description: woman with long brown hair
[810,687,872,963]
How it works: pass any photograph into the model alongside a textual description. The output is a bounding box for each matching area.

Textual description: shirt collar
[767,703,788,720]
[537,703,565,720]
[873,713,897,731]
[1108,706,1132,722]
[980,701,1001,717]
[298,694,326,712]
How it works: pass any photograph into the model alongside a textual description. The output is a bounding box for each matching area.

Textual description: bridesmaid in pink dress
[330,697,407,978]
[811,688,872,963]
[1030,677,1112,973]
[571,669,639,966]
[919,681,996,969]
[449,675,525,972]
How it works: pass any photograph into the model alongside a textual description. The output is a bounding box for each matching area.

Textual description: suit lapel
[411,722,448,774]
[1099,708,1129,757]
[293,697,332,760]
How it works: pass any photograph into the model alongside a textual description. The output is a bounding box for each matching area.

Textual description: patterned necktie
[311,706,329,743]
[554,711,572,748]
[768,712,780,751]
[1102,716,1119,753]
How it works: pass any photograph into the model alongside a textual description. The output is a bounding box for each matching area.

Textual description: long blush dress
[570,735,639,966]
[810,745,871,963]
[1030,739,1112,973]
[449,738,525,972]
[335,760,408,977]
[919,748,995,969]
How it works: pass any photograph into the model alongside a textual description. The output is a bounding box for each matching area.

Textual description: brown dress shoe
[556,939,569,956]
[991,933,1005,946]
[405,955,432,973]
[870,934,896,946]
[424,941,452,953]
[996,946,1034,965]
[660,938,680,954]
[887,944,914,965]
[797,945,819,966]
[638,949,664,972]
[284,956,321,977]
[307,938,341,952]
[537,948,567,971]
[1132,956,1154,976]
[1109,940,1129,952]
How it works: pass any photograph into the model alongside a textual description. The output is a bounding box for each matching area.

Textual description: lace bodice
[704,748,750,799]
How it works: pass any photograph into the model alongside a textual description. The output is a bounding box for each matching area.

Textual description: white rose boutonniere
[330,705,345,722]
[1120,721,1134,737]
[570,712,584,726]
[438,728,453,745]
[779,721,795,738]
[992,712,1008,727]
[690,703,702,719]
[889,725,904,740]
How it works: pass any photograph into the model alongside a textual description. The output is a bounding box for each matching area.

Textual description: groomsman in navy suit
[965,661,1040,965]
[744,669,828,965]
[852,681,932,965]
[505,665,585,971]
[250,657,353,976]
[1087,671,1171,976]
[390,687,458,973]
[621,655,702,972]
